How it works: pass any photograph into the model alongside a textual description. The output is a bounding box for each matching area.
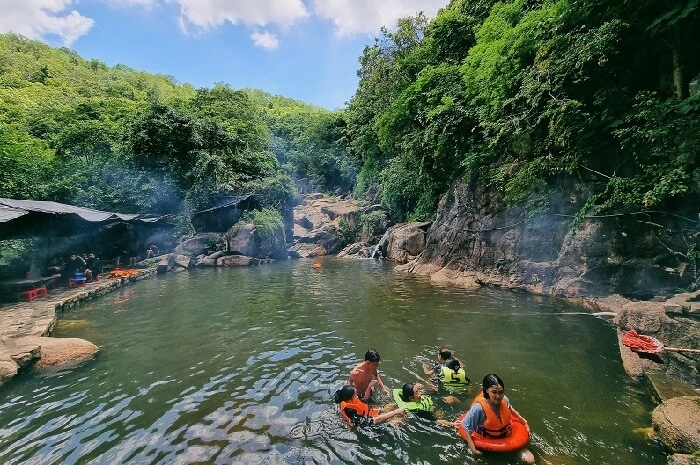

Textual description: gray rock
[385,222,430,264]
[652,396,700,453]
[227,223,256,257]
[195,257,217,267]
[0,360,18,388]
[157,255,175,274]
[174,255,191,269]
[173,233,225,257]
[217,255,259,266]
[295,216,314,230]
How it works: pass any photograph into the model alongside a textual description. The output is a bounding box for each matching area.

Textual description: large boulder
[226,222,287,259]
[652,396,700,453]
[384,222,430,264]
[157,254,176,274]
[227,223,256,256]
[173,233,225,257]
[21,336,98,368]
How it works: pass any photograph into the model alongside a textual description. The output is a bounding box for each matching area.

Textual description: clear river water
[0,258,666,464]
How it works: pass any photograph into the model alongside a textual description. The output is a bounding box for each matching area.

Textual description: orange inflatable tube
[456,412,529,452]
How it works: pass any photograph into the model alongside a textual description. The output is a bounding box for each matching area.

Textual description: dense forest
[2,0,699,253]
[0,33,356,224]
[346,0,700,223]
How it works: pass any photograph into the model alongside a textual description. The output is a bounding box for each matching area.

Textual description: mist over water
[0,259,665,464]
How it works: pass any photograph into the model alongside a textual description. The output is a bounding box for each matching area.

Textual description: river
[0,258,665,464]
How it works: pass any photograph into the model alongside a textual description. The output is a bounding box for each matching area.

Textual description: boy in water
[349,348,391,400]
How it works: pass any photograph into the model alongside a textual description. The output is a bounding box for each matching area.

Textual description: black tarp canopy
[0,198,169,240]
[191,195,259,232]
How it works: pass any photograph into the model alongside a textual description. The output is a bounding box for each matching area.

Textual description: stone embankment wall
[0,268,156,388]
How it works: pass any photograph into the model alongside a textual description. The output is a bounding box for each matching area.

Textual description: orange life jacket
[474,392,512,438]
[339,397,379,425]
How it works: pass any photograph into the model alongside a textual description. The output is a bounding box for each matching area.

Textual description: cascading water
[370,226,395,259]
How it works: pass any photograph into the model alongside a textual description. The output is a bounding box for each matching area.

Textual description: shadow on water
[0,258,665,464]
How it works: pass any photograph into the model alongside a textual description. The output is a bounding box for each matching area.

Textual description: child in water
[423,347,462,377]
[334,382,405,426]
[392,382,454,426]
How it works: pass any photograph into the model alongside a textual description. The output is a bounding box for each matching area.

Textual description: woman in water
[334,381,405,426]
[459,373,535,463]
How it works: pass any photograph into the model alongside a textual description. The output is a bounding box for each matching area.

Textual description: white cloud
[0,0,94,46]
[173,0,308,30]
[250,30,279,50]
[312,0,448,36]
[102,0,159,9]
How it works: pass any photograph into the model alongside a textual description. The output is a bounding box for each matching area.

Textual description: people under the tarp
[145,244,159,259]
[87,252,102,276]
[67,253,93,282]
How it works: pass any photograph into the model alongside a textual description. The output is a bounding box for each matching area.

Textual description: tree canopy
[0,33,349,223]
[344,0,700,221]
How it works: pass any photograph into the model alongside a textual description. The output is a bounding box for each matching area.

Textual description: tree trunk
[672,26,689,100]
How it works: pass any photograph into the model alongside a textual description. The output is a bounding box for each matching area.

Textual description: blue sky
[0,1,450,110]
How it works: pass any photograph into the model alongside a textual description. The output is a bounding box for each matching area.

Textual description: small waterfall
[370,226,394,259]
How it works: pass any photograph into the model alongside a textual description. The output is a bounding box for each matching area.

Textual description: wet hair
[446,358,461,372]
[334,385,356,403]
[400,383,415,402]
[482,373,504,399]
[364,348,381,363]
[438,347,452,361]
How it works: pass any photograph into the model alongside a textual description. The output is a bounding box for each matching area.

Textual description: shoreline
[0,267,157,387]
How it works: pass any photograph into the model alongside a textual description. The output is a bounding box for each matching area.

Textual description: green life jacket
[440,366,470,393]
[441,366,468,384]
[392,389,434,411]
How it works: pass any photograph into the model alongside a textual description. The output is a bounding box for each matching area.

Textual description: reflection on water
[0,259,665,464]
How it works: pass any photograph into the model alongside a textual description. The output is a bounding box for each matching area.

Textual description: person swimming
[334,383,405,426]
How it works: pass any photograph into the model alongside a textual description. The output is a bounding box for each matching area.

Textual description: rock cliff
[398,179,696,299]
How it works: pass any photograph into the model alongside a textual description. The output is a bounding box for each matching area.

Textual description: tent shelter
[191,195,260,233]
[0,198,168,240]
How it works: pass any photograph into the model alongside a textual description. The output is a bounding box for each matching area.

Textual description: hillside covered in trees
[345,0,699,224]
[0,33,355,223]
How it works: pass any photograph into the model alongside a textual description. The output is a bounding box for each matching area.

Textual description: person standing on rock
[349,348,391,401]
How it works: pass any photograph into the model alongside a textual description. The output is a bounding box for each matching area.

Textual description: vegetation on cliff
[344,0,700,224]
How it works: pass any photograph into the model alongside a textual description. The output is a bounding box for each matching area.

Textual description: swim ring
[456,412,529,452]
